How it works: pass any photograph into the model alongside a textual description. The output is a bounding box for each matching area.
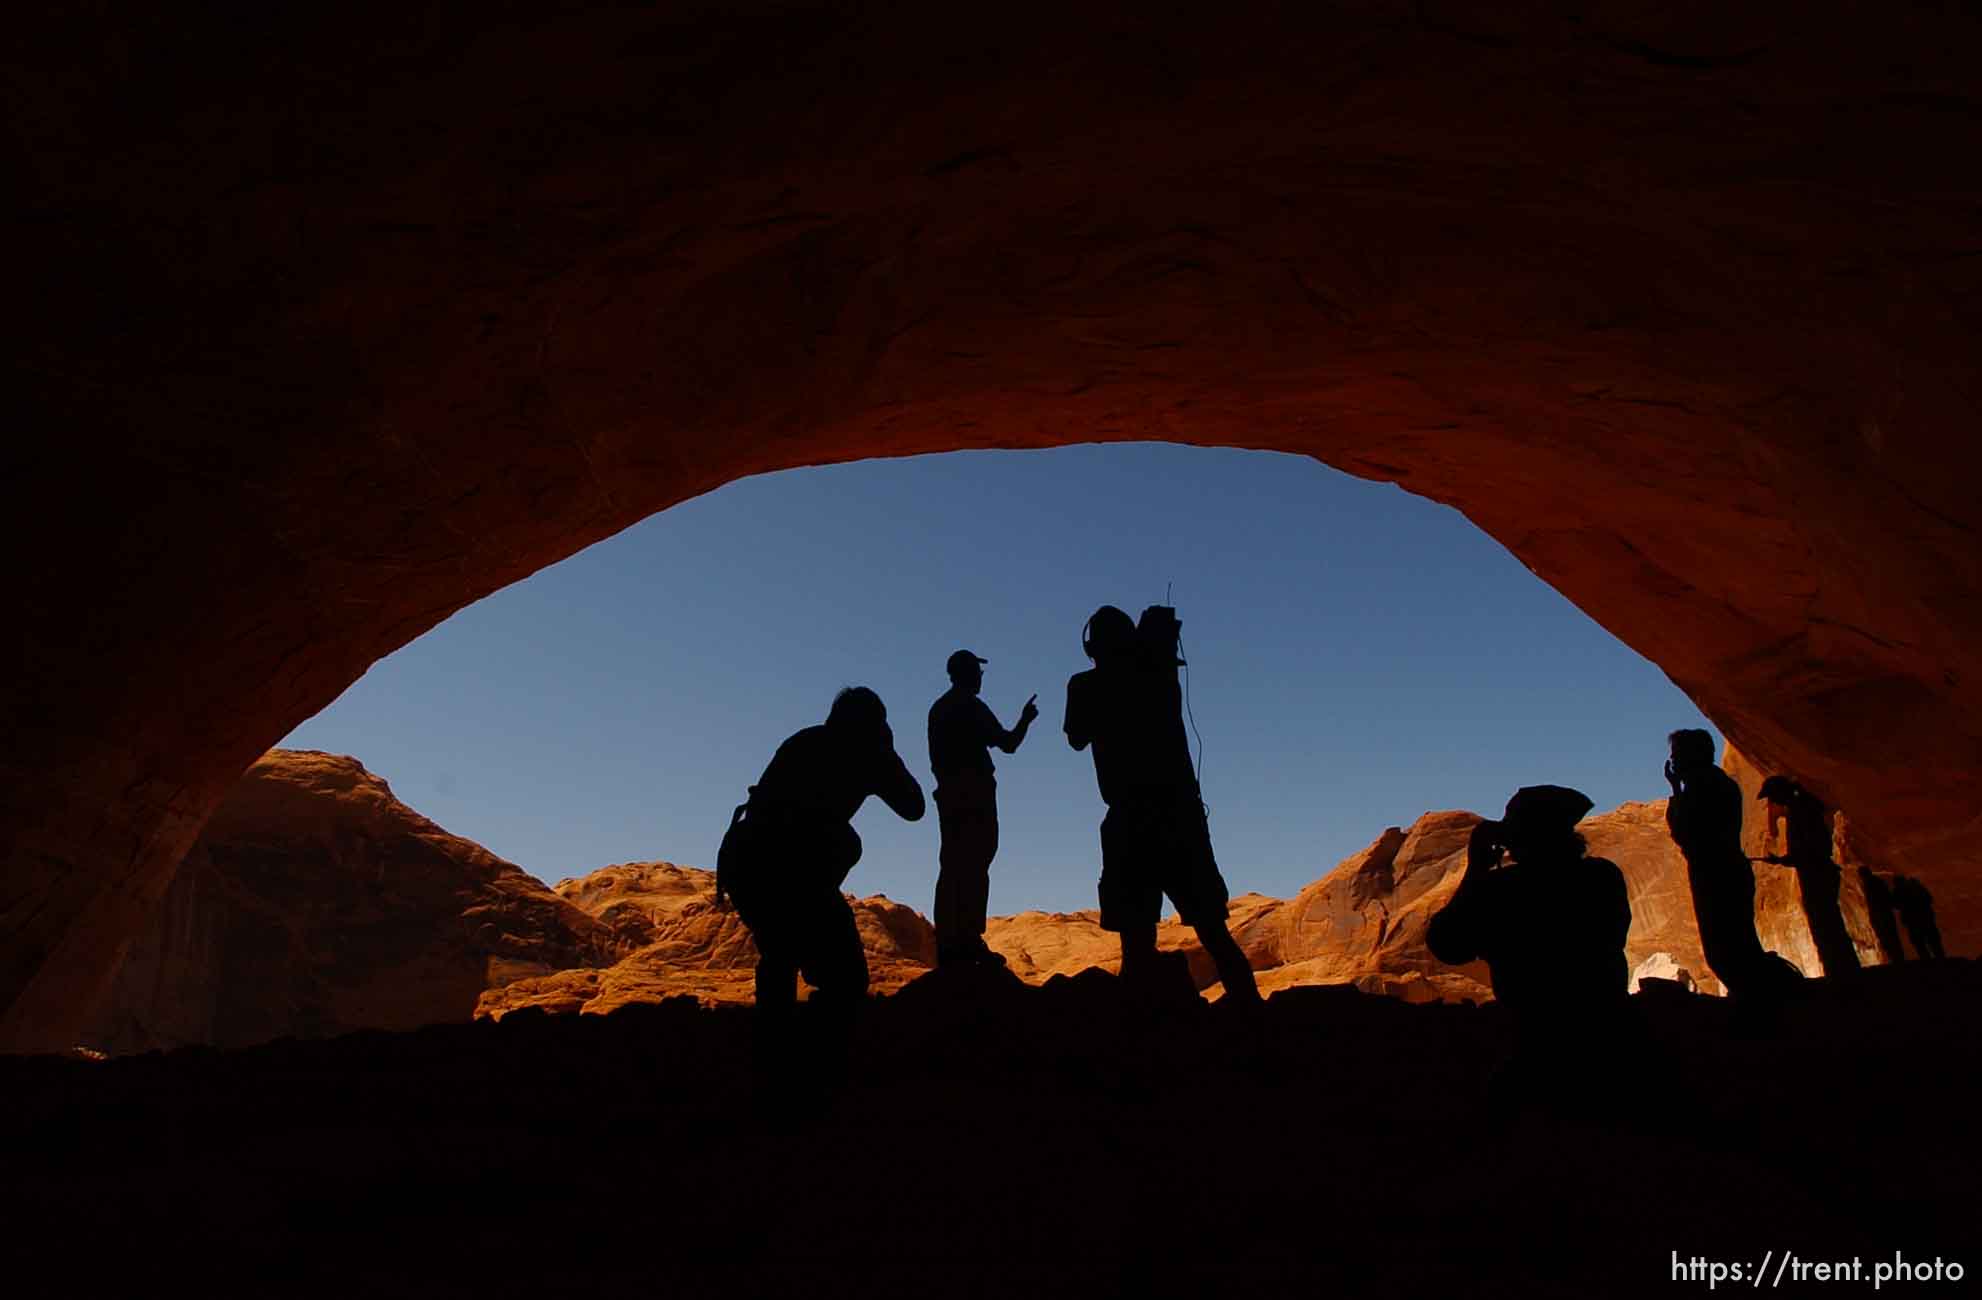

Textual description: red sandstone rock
[86,750,616,1053]
[1723,745,1889,974]
[94,748,1895,1047]
[4,0,1981,1052]
[479,859,939,1018]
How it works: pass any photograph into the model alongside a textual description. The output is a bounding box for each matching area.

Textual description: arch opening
[277,444,1727,911]
[8,0,1981,1053]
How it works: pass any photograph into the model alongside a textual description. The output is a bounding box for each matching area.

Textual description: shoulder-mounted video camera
[1083,602,1187,668]
[1136,604,1186,668]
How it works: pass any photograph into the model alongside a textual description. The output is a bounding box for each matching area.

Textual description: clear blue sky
[282,444,1717,914]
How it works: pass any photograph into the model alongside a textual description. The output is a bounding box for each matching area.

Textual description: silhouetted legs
[1909,914,1946,960]
[732,879,868,1118]
[1116,919,1259,1003]
[934,791,1000,965]
[1860,868,1905,964]
[1894,876,1946,959]
[1098,803,1256,1001]
[1683,857,1799,1026]
[1687,858,1769,987]
[755,955,799,1014]
[1195,918,1261,1003]
[1794,860,1860,976]
[1117,923,1162,978]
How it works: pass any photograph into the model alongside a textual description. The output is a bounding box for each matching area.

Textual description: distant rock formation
[90,747,1888,1049]
[475,861,937,1018]
[84,750,618,1053]
[1038,795,1838,1004]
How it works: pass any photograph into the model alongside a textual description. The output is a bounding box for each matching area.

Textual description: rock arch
[6,0,1980,1049]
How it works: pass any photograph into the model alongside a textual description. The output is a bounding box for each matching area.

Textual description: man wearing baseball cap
[1756,775,1860,976]
[928,649,1039,967]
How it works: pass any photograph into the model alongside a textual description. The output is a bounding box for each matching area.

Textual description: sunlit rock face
[92,748,1893,1050]
[477,862,938,1018]
[8,0,1981,1049]
[1125,790,1879,1002]
[1724,745,1892,973]
[85,751,616,1054]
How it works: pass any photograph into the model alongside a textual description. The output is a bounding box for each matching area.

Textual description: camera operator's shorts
[1097,800,1230,932]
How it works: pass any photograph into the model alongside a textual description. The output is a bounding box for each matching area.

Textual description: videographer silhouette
[1063,604,1261,1004]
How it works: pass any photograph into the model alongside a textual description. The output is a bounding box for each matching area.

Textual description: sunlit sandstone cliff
[86,751,618,1053]
[9,0,1982,1053]
[90,748,1890,1049]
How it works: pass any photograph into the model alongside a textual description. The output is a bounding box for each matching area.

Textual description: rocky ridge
[86,750,618,1054]
[92,747,1891,1049]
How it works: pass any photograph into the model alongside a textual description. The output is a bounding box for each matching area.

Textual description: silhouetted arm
[1426,893,1481,965]
[1664,789,1695,854]
[1427,822,1501,965]
[1064,677,1091,751]
[1595,859,1631,951]
[987,695,1039,754]
[871,732,927,822]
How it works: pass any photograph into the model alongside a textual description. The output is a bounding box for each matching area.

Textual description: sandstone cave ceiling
[4,0,1980,1050]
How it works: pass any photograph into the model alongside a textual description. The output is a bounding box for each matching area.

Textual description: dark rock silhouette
[83,751,617,1054]
[12,958,1976,1299]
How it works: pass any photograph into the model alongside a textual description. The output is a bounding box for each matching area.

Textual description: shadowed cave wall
[5,0,1981,1050]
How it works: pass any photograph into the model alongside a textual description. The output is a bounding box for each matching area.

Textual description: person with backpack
[717,687,925,1017]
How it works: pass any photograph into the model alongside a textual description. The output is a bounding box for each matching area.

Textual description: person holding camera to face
[1427,786,1633,1105]
[717,687,926,1018]
[1063,604,1261,1005]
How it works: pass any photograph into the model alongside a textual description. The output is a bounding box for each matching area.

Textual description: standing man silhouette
[1064,605,1260,1004]
[1758,775,1861,976]
[928,649,1038,968]
[1662,729,1799,1004]
[1891,873,1946,959]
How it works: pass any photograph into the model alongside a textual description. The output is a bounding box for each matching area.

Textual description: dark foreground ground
[6,962,1978,1299]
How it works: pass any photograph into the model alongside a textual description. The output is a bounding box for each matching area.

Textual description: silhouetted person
[1757,776,1860,976]
[1891,873,1946,959]
[928,649,1038,967]
[1427,786,1631,1089]
[717,687,926,1020]
[1662,729,1800,1004]
[1859,868,1906,964]
[1064,604,1260,1004]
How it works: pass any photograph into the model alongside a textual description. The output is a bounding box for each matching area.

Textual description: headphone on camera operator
[1082,603,1185,668]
